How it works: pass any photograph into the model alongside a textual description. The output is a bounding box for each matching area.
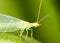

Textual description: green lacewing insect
[0,0,48,42]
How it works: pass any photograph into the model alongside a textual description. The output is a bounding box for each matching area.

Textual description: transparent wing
[0,14,23,23]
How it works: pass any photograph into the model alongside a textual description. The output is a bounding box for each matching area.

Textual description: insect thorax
[17,21,30,30]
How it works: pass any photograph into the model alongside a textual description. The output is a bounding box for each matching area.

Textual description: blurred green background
[0,0,60,43]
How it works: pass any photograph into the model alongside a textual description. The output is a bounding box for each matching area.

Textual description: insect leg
[31,29,33,38]
[28,29,33,38]
[25,29,28,43]
[20,30,24,38]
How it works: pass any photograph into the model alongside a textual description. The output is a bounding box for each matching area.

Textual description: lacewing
[0,0,48,42]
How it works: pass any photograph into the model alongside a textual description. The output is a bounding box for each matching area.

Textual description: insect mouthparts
[32,22,40,27]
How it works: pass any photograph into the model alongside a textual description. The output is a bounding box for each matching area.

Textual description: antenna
[37,0,42,22]
[38,15,49,23]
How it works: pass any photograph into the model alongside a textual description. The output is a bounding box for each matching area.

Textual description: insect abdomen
[0,22,20,32]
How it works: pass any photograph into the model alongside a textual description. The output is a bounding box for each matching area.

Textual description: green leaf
[0,34,41,43]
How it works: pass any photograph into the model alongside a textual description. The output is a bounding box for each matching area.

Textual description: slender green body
[0,14,39,32]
